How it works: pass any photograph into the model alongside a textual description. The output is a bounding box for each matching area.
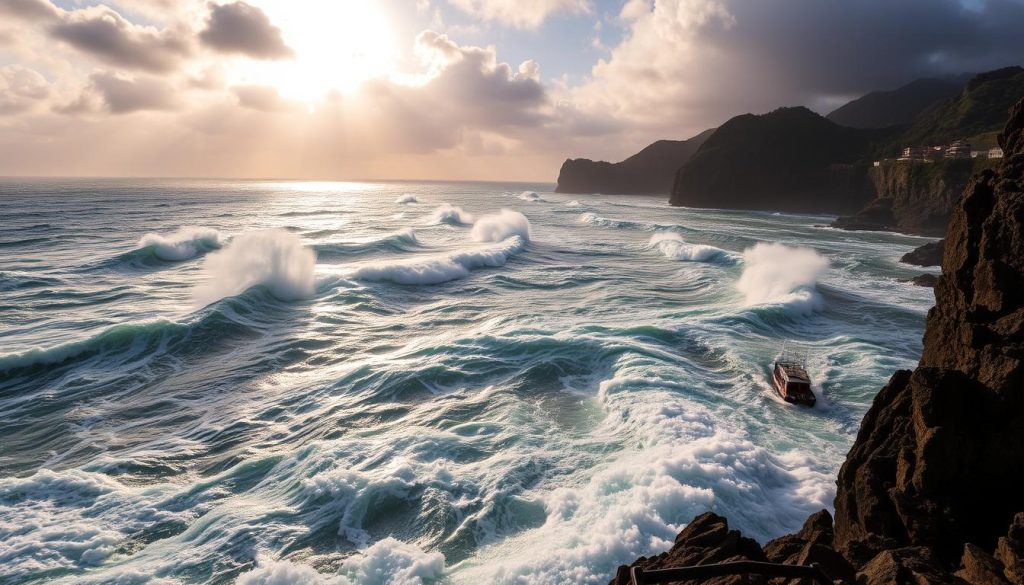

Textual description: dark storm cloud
[48,6,192,73]
[199,1,294,60]
[708,0,1024,98]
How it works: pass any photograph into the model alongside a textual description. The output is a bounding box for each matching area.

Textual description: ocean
[0,178,939,584]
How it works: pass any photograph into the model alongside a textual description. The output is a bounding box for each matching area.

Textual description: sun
[227,0,398,102]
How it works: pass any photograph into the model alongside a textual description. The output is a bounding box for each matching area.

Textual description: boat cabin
[772,361,816,406]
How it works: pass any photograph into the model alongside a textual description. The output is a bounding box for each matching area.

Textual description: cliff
[613,98,1024,584]
[669,107,889,214]
[832,158,998,236]
[827,77,967,129]
[556,129,715,195]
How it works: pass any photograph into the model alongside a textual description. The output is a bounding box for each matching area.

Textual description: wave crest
[138,227,224,261]
[650,232,733,263]
[352,237,525,285]
[396,194,419,204]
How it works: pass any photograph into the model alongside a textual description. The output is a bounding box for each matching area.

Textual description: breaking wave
[430,204,475,226]
[736,242,829,315]
[471,210,531,243]
[138,226,225,261]
[649,232,734,263]
[396,194,419,204]
[192,229,317,306]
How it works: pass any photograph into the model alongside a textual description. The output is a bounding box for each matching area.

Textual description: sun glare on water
[229,0,398,102]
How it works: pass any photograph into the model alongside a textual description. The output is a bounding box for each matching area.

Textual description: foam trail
[470,210,531,243]
[736,242,829,314]
[352,237,525,285]
[138,226,224,261]
[396,194,419,204]
[650,232,733,263]
[192,229,316,306]
[429,203,475,225]
[236,540,445,585]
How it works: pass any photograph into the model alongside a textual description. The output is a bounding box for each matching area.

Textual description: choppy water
[0,179,939,584]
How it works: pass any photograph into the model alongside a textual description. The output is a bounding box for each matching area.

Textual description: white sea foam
[139,226,224,261]
[650,232,733,263]
[0,469,190,580]
[517,191,542,202]
[452,373,835,584]
[352,237,525,285]
[236,539,444,585]
[736,242,829,314]
[396,194,419,204]
[192,229,316,306]
[429,203,475,225]
[470,209,531,243]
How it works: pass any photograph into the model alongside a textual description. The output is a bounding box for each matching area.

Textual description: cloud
[48,4,192,73]
[572,0,1024,136]
[0,0,60,21]
[0,64,49,115]
[199,1,294,60]
[88,72,179,114]
[447,0,590,29]
[231,84,293,112]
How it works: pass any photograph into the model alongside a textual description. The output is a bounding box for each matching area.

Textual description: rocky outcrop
[556,129,715,195]
[611,97,1024,585]
[901,240,945,267]
[833,98,1024,569]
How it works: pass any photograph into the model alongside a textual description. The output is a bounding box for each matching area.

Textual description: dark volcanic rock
[907,274,939,288]
[557,129,714,195]
[609,512,768,585]
[833,97,1024,570]
[901,240,945,266]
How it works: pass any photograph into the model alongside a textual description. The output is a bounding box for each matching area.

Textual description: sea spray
[138,227,224,261]
[736,242,828,313]
[430,204,475,226]
[192,229,316,306]
[470,210,531,242]
[396,194,419,204]
[650,232,732,263]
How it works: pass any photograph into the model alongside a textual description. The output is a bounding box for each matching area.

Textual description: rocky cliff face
[832,158,997,236]
[612,98,1024,584]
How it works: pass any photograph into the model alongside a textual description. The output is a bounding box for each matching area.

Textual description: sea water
[0,179,939,584]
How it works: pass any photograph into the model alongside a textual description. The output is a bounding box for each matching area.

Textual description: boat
[772,358,816,406]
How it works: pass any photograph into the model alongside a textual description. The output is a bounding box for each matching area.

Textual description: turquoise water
[0,179,939,584]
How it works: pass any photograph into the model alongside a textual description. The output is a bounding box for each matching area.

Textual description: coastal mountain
[832,66,1024,234]
[555,128,715,195]
[612,97,1024,585]
[894,66,1024,153]
[827,76,968,129]
[669,107,889,213]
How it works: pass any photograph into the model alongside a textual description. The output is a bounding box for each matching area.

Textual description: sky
[1,0,1023,181]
